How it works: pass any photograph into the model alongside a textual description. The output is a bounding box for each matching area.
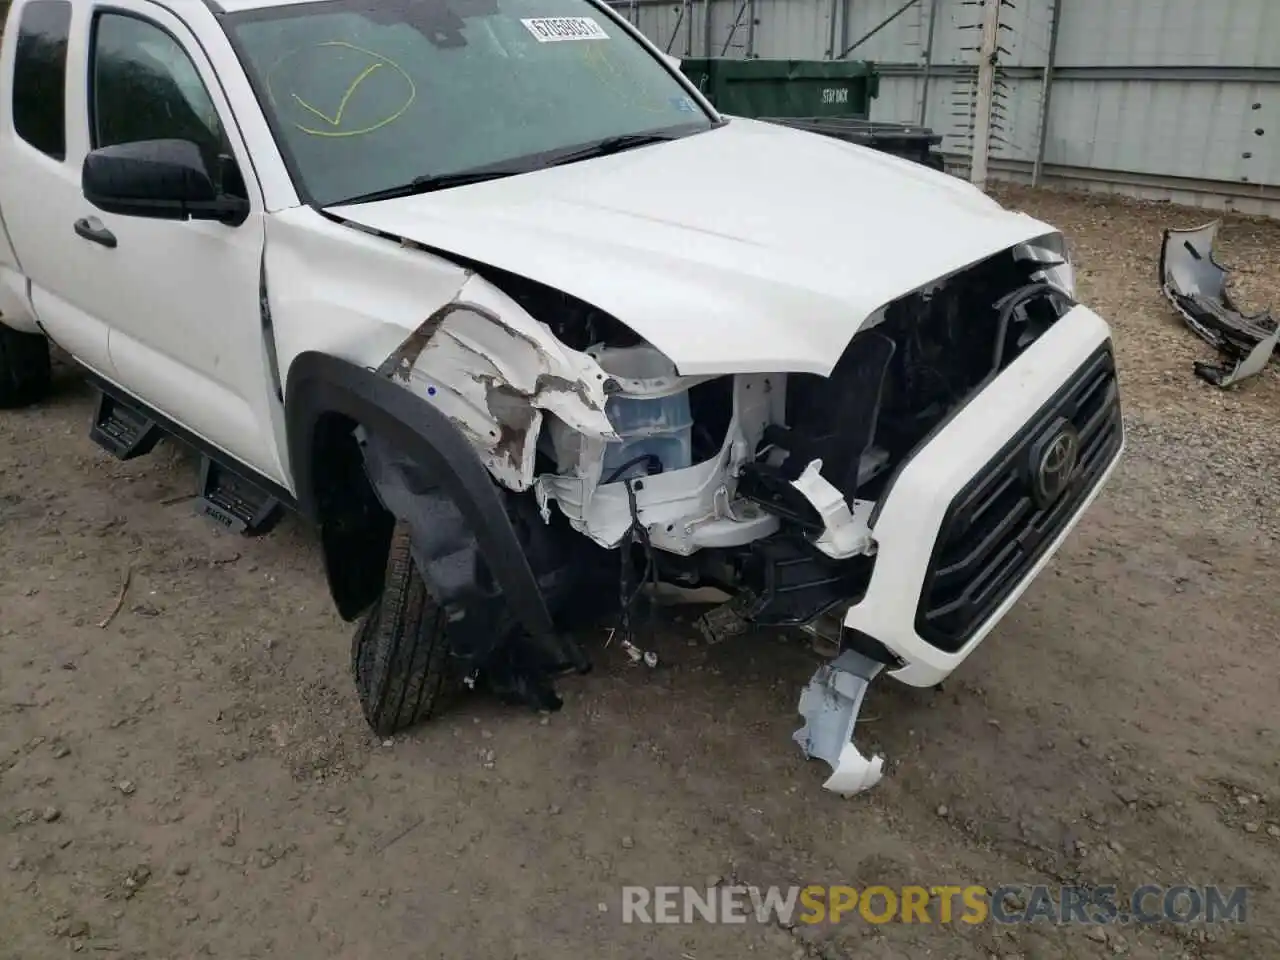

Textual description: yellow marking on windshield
[266,41,417,138]
[292,60,383,126]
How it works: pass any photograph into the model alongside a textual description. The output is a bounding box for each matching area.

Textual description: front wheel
[0,324,51,409]
[351,521,456,736]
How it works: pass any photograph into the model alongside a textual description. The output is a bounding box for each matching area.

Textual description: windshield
[226,0,714,205]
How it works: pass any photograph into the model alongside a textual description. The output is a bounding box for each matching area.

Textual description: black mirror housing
[82,139,249,225]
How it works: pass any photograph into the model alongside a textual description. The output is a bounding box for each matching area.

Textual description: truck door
[71,0,286,485]
[0,0,114,372]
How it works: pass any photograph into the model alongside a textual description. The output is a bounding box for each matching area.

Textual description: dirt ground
[2,186,1279,960]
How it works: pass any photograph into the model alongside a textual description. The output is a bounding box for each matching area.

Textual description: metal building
[616,0,1280,216]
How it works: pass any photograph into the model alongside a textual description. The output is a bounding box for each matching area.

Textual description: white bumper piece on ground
[793,650,886,795]
[796,305,1124,794]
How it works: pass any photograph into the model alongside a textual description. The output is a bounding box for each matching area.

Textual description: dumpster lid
[764,116,943,145]
[712,58,877,81]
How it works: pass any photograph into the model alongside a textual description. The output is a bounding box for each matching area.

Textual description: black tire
[0,324,51,409]
[351,521,455,736]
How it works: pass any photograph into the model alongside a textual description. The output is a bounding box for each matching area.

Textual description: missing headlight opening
[364,235,1086,796]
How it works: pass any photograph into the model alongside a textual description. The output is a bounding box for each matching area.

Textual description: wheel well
[312,410,395,621]
[284,350,585,670]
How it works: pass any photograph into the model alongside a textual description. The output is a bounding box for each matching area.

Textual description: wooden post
[1032,0,1063,187]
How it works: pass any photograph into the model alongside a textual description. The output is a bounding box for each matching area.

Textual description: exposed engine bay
[358,231,1079,793]
[508,236,1076,587]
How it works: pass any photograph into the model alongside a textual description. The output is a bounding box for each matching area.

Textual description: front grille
[915,345,1122,652]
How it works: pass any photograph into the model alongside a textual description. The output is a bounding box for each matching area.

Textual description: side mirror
[82,139,248,226]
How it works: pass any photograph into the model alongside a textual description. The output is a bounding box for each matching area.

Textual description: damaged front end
[360,235,1078,793]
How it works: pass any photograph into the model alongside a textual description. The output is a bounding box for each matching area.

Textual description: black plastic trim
[913,344,1122,651]
[839,626,905,670]
[80,365,298,508]
[283,351,586,671]
[259,253,283,402]
[867,288,1079,528]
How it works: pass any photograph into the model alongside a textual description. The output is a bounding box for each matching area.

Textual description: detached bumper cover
[1159,220,1279,387]
[843,304,1124,688]
[1160,220,1276,359]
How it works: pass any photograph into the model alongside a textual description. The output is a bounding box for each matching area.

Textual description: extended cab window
[91,14,232,184]
[227,0,713,206]
[12,0,72,159]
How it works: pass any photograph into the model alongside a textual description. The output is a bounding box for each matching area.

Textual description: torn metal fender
[377,275,617,492]
[793,649,886,795]
[1160,221,1278,367]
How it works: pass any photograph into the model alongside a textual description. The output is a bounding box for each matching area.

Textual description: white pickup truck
[0,0,1122,793]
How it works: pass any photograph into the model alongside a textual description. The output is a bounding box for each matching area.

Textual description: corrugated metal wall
[615,0,1280,215]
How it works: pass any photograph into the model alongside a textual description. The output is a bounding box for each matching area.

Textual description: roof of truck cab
[197,0,320,13]
[143,0,314,13]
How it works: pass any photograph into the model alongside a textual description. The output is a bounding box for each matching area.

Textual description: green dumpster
[678,59,880,120]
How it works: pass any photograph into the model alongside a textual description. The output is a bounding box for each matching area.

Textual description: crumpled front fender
[376,275,618,491]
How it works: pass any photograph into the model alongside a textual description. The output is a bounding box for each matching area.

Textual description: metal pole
[1032,0,1063,187]
[666,0,686,53]
[839,0,919,59]
[746,0,756,57]
[839,0,850,60]
[719,0,749,55]
[919,0,941,125]
[826,0,840,59]
[703,0,712,57]
[969,0,1002,190]
[685,0,694,55]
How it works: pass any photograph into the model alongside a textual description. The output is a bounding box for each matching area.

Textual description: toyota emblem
[1030,423,1080,508]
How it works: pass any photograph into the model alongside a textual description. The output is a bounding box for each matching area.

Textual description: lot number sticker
[522,17,610,41]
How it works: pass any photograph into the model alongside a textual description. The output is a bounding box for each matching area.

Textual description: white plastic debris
[793,649,886,795]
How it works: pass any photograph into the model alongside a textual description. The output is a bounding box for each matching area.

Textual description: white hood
[330,118,1056,376]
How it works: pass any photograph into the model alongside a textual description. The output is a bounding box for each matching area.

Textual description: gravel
[994,185,1280,544]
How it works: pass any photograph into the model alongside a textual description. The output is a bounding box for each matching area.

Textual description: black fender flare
[284,350,588,672]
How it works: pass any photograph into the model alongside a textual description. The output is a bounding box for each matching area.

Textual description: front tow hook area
[793,649,885,795]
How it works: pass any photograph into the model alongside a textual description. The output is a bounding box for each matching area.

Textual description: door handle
[74,217,117,248]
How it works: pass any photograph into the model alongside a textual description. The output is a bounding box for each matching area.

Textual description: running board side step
[89,390,162,460]
[196,456,282,535]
